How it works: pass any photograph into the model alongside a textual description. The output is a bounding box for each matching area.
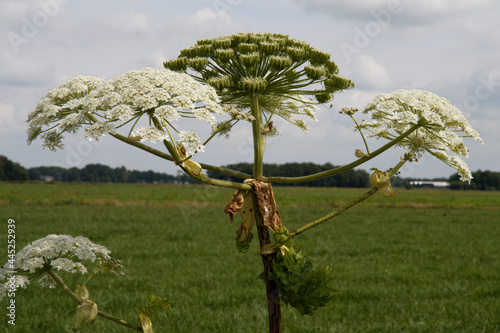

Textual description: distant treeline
[1,155,192,184]
[28,164,194,184]
[207,162,370,188]
[1,155,499,190]
[448,170,500,191]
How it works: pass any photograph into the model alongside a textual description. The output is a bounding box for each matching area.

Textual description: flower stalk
[47,269,143,331]
[265,123,420,184]
[287,157,409,240]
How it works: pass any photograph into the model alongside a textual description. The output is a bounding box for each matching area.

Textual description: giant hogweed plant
[3,32,481,332]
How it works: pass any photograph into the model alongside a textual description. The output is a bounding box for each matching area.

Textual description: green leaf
[269,246,337,315]
[135,295,172,318]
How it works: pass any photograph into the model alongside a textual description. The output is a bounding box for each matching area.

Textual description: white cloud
[162,7,245,40]
[0,50,55,86]
[0,0,40,25]
[350,54,392,90]
[89,10,151,37]
[0,103,24,132]
[296,0,498,28]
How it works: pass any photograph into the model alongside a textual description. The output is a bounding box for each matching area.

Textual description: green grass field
[1,182,499,332]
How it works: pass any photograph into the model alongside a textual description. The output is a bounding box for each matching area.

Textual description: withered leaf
[224,190,246,223]
[249,181,282,231]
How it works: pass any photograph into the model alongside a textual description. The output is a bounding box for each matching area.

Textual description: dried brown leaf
[250,181,282,231]
[224,190,246,223]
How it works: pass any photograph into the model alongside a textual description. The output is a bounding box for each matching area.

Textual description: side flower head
[26,68,225,156]
[164,32,354,133]
[0,235,117,301]
[363,89,483,183]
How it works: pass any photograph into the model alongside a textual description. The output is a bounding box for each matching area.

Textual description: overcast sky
[1,0,498,180]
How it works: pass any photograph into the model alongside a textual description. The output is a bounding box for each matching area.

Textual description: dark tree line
[449,170,500,191]
[0,155,29,181]
[207,162,370,188]
[1,155,499,190]
[28,164,193,184]
[0,155,192,184]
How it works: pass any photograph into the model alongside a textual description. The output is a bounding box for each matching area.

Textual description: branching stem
[264,124,420,184]
[47,269,143,331]
[287,158,409,240]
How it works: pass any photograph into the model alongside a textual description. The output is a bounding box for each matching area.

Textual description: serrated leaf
[270,246,337,316]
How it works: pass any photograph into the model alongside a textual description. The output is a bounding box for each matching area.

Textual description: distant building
[409,181,450,188]
[42,175,55,182]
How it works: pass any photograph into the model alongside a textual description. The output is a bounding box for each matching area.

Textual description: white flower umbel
[132,126,169,143]
[178,131,205,155]
[0,234,112,301]
[27,67,227,156]
[363,89,483,182]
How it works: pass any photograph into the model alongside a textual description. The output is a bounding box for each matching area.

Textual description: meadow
[1,182,499,332]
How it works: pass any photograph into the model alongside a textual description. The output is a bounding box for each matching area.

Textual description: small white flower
[171,95,196,109]
[104,104,135,121]
[84,122,116,141]
[133,126,169,143]
[193,107,216,124]
[51,258,87,274]
[179,131,205,155]
[23,257,45,273]
[154,105,180,121]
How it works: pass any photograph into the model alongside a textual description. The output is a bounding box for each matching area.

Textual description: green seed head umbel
[164,32,354,106]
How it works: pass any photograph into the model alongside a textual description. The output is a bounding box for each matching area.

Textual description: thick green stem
[249,93,282,333]
[250,94,265,179]
[265,124,421,184]
[288,158,409,239]
[47,269,143,331]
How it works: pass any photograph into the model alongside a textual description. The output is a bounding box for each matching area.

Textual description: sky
[1,0,498,180]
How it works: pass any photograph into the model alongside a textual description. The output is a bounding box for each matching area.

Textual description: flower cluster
[164,32,353,132]
[363,89,483,182]
[0,235,113,301]
[27,68,225,155]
